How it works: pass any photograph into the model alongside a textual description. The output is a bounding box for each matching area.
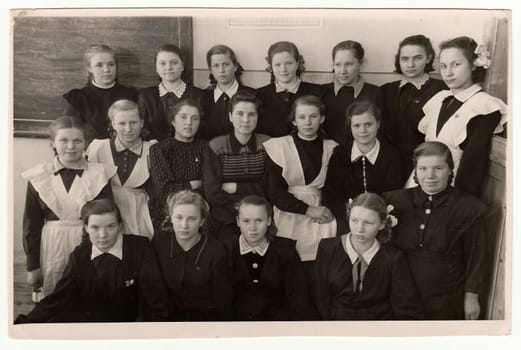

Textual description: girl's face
[333,49,362,86]
[350,112,379,148]
[88,52,117,87]
[229,102,258,137]
[85,212,121,253]
[399,44,431,79]
[415,154,452,195]
[349,206,384,245]
[210,53,237,87]
[236,204,271,247]
[439,47,474,93]
[52,128,86,165]
[171,204,204,243]
[156,51,184,83]
[271,51,298,85]
[293,104,325,139]
[112,109,143,146]
[173,105,200,142]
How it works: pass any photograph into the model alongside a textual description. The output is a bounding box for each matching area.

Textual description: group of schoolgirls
[17,33,507,323]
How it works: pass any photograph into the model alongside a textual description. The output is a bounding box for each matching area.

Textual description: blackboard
[13,15,193,137]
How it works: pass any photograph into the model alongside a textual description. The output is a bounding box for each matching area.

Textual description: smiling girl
[138,44,203,141]
[63,45,138,139]
[22,116,116,298]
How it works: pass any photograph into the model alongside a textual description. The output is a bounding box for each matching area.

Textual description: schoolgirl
[138,44,203,141]
[256,41,324,137]
[149,99,207,231]
[323,101,403,234]
[384,142,487,319]
[151,190,233,321]
[199,44,256,140]
[22,116,116,298]
[411,36,507,197]
[15,199,169,323]
[223,195,309,321]
[381,34,447,180]
[203,90,270,240]
[263,95,337,264]
[314,192,424,320]
[322,40,384,144]
[86,99,156,239]
[63,44,138,139]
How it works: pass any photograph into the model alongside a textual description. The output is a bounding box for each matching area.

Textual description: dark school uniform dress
[383,186,487,319]
[322,79,384,144]
[15,235,170,323]
[314,234,424,320]
[414,83,506,198]
[138,82,203,141]
[199,83,257,141]
[151,232,233,321]
[256,81,324,137]
[149,138,207,230]
[203,133,270,238]
[63,82,138,139]
[223,235,310,321]
[381,76,447,181]
[323,139,403,235]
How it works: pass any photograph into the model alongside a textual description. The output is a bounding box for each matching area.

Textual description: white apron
[22,161,116,297]
[87,139,157,239]
[264,136,338,261]
[405,86,507,188]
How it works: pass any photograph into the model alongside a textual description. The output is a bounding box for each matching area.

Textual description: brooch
[124,279,135,287]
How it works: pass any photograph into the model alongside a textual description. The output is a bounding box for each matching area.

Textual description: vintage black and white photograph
[7,5,511,340]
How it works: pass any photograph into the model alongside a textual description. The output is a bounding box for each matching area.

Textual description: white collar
[351,139,380,165]
[91,234,123,261]
[114,136,143,156]
[159,80,187,98]
[334,76,365,98]
[91,80,116,89]
[214,80,239,102]
[239,234,269,256]
[343,233,380,265]
[53,157,89,172]
[275,78,301,94]
[451,83,482,103]
[399,73,430,90]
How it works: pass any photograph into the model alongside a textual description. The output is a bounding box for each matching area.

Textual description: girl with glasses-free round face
[333,49,362,87]
[439,47,474,94]
[171,203,205,247]
[236,203,271,247]
[85,211,121,252]
[399,45,432,80]
[156,50,184,84]
[210,53,238,88]
[349,205,385,247]
[229,101,258,138]
[350,111,379,150]
[111,108,143,148]
[415,154,452,195]
[87,52,117,88]
[52,128,86,167]
[173,105,201,143]
[271,51,299,85]
[292,103,325,140]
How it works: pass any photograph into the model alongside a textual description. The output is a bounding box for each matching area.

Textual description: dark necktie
[56,168,84,192]
[436,95,463,136]
[92,253,120,299]
[338,85,355,96]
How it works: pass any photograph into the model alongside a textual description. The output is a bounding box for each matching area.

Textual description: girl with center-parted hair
[323,101,403,235]
[408,36,507,197]
[199,44,257,140]
[322,40,384,144]
[314,192,424,320]
[22,116,116,298]
[138,44,203,141]
[87,99,156,239]
[63,44,138,139]
[151,190,233,321]
[222,195,310,321]
[381,34,448,182]
[256,41,324,137]
[383,141,487,320]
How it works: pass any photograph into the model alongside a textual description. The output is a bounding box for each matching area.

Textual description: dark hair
[235,195,278,241]
[83,44,117,84]
[168,99,201,124]
[347,192,391,243]
[345,101,382,129]
[155,44,187,82]
[439,36,486,83]
[332,40,365,61]
[48,116,93,154]
[206,44,244,85]
[230,90,262,115]
[81,198,122,226]
[394,34,435,74]
[266,41,305,83]
[412,141,455,185]
[167,190,210,224]
[289,95,326,122]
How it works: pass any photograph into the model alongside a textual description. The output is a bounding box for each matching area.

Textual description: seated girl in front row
[15,199,169,323]
[314,192,424,320]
